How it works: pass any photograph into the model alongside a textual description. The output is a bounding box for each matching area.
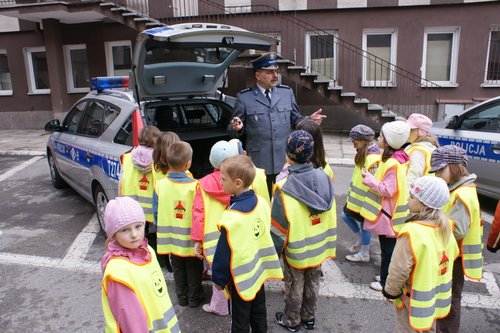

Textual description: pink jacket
[191,169,231,241]
[101,239,151,333]
[363,150,409,237]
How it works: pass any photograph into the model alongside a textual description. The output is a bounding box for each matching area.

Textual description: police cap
[250,52,278,70]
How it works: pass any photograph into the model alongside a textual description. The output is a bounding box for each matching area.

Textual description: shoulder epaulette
[276,84,292,90]
[239,87,252,94]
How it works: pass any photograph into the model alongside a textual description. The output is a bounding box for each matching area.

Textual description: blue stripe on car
[437,136,500,163]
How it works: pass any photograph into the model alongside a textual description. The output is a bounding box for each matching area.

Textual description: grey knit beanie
[349,124,375,141]
[410,176,450,210]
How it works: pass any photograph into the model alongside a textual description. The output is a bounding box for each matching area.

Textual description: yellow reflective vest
[251,167,270,205]
[218,196,284,301]
[360,157,410,234]
[102,246,180,333]
[274,179,337,269]
[155,177,198,256]
[200,189,226,264]
[444,184,483,280]
[323,163,335,181]
[394,221,459,331]
[346,153,381,214]
[120,153,154,223]
[405,143,433,176]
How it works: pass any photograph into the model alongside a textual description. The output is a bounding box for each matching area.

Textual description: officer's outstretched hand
[231,117,243,132]
[310,108,327,125]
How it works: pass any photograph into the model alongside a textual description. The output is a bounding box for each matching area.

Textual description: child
[343,124,381,263]
[360,120,411,291]
[271,130,336,332]
[212,155,283,333]
[431,145,483,333]
[383,176,459,332]
[405,113,439,185]
[154,141,205,308]
[276,119,334,182]
[101,196,180,333]
[191,140,239,316]
[119,125,161,225]
[152,131,181,187]
[487,200,500,253]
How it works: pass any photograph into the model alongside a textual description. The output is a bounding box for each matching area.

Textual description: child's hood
[101,238,151,272]
[199,170,231,205]
[391,149,410,164]
[131,146,154,173]
[281,164,334,214]
[448,173,477,191]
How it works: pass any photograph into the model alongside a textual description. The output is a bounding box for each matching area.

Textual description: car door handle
[492,144,500,154]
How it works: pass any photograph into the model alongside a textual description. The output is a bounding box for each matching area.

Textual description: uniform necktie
[265,89,271,103]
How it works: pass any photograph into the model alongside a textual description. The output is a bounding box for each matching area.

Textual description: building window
[422,27,460,87]
[305,31,337,82]
[173,0,199,17]
[0,50,13,96]
[63,44,90,93]
[105,40,132,76]
[362,29,397,87]
[483,28,500,87]
[24,47,50,94]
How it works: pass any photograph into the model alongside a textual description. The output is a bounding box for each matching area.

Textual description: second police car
[44,23,277,232]
[432,96,500,200]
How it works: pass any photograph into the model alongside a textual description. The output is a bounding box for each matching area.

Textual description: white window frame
[248,33,281,56]
[0,49,13,96]
[482,27,500,87]
[421,27,460,87]
[105,40,132,77]
[63,44,90,93]
[23,46,50,95]
[305,30,338,83]
[362,28,398,87]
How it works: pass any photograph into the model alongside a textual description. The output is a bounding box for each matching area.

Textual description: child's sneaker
[345,252,370,263]
[369,281,383,292]
[302,319,315,330]
[348,243,361,253]
[275,312,300,332]
[374,275,381,282]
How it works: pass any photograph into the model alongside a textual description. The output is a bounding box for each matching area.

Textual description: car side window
[114,115,133,146]
[79,101,106,137]
[460,101,500,133]
[62,101,87,133]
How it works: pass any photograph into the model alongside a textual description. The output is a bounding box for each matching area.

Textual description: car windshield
[144,43,234,65]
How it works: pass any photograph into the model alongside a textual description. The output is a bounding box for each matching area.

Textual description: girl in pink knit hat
[101,196,180,333]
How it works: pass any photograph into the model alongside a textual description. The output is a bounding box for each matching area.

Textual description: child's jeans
[341,210,371,246]
[170,254,204,307]
[230,284,267,333]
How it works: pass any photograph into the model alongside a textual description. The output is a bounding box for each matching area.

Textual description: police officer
[228,52,326,193]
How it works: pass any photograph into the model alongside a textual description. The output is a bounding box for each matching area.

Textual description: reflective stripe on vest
[200,189,227,264]
[275,179,337,269]
[444,185,483,280]
[405,144,433,176]
[156,177,198,257]
[359,157,409,234]
[219,196,283,301]
[397,222,459,331]
[102,246,180,333]
[346,153,381,213]
[121,153,155,223]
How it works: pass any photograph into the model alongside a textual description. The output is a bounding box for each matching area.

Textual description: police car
[432,96,500,200]
[44,23,276,232]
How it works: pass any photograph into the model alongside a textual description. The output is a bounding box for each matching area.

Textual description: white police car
[44,23,276,232]
[432,96,500,200]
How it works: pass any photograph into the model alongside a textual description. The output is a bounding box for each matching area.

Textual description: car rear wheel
[93,184,108,235]
[48,152,67,189]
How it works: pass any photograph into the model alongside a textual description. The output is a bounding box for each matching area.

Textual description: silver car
[44,23,276,232]
[432,96,500,199]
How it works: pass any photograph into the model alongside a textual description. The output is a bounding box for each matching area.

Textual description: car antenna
[131,65,141,108]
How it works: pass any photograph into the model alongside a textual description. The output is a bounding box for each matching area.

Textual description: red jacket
[487,200,500,253]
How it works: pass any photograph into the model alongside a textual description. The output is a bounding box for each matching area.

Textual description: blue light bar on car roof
[90,76,129,91]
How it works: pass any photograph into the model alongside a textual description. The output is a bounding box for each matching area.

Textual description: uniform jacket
[228,84,305,175]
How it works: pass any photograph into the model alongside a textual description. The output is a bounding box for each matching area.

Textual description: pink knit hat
[104,196,145,237]
[406,113,433,137]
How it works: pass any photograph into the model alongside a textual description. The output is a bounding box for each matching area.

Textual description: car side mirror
[446,115,460,129]
[45,119,62,132]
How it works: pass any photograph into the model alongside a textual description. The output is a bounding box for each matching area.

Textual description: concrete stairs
[98,1,166,31]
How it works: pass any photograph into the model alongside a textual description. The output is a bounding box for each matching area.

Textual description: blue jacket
[228,85,305,175]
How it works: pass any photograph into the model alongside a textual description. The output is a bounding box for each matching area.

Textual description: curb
[329,157,354,166]
[0,150,46,157]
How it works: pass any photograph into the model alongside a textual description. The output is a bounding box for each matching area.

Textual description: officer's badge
[174,200,186,219]
[253,218,265,240]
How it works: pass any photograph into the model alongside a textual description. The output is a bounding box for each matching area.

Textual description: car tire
[48,152,68,189]
[93,184,108,235]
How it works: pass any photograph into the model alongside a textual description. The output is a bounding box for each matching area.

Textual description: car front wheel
[93,184,108,235]
[48,152,67,189]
